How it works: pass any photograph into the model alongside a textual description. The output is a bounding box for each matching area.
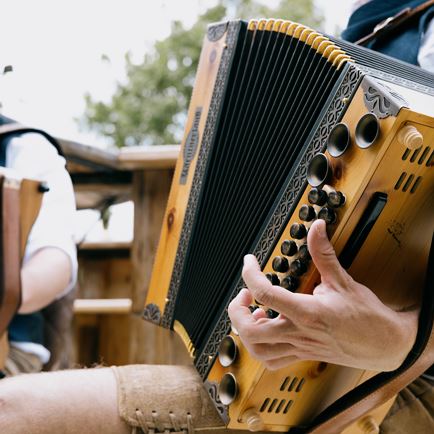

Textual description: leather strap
[0,123,64,156]
[0,176,22,335]
[355,0,434,46]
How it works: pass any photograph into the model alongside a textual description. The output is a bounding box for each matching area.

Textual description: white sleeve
[418,17,434,73]
[5,133,78,296]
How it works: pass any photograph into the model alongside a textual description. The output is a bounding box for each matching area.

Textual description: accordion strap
[0,122,63,156]
[355,0,434,46]
[305,233,434,434]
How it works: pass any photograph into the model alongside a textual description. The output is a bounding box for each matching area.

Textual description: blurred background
[0,0,352,149]
[0,0,354,244]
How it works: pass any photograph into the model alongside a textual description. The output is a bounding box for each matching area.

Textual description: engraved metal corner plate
[204,380,229,424]
[161,21,240,329]
[361,75,409,119]
[143,303,161,325]
[195,65,363,378]
[207,21,229,42]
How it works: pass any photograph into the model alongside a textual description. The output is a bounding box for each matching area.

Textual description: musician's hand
[228,219,419,372]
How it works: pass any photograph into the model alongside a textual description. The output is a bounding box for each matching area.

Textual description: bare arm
[18,247,72,314]
[228,219,419,372]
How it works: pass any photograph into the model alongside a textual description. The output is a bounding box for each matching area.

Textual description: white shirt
[350,0,434,72]
[5,132,78,363]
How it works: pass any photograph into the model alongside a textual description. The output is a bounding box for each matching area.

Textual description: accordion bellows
[144,19,434,432]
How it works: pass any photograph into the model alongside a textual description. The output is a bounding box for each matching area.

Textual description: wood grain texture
[207,89,434,431]
[145,32,229,316]
[132,169,173,313]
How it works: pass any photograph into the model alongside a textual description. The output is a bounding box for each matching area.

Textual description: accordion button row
[268,186,345,296]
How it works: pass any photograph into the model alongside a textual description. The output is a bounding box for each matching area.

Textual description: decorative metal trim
[207,22,228,42]
[204,380,229,424]
[143,303,161,325]
[195,65,363,378]
[161,21,240,328]
[357,64,434,96]
[180,107,202,185]
[361,76,408,119]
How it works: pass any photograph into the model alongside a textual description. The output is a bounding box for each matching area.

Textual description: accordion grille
[172,19,349,354]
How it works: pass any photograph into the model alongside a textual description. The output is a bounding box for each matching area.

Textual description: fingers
[228,288,255,326]
[263,356,299,371]
[249,342,296,362]
[252,307,267,320]
[307,219,348,287]
[242,254,315,316]
[229,291,299,344]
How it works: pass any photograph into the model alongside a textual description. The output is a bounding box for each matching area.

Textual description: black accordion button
[281,276,298,292]
[327,191,346,208]
[265,272,280,286]
[281,239,298,257]
[289,259,308,277]
[266,309,279,319]
[318,207,337,225]
[308,188,328,206]
[272,256,289,273]
[298,244,311,262]
[290,223,307,240]
[299,204,316,222]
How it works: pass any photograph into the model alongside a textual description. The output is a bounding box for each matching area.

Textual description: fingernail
[317,219,327,238]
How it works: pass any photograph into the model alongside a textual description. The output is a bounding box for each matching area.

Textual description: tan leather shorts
[112,364,230,434]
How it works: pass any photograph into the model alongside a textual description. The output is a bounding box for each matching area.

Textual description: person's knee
[0,368,130,434]
[0,377,27,432]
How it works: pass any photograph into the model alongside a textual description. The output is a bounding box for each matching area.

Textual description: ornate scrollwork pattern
[143,303,162,325]
[207,22,229,42]
[361,76,408,119]
[204,380,229,424]
[195,64,363,378]
[161,21,240,328]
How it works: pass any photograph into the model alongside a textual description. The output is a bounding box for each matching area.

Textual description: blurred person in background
[0,114,77,376]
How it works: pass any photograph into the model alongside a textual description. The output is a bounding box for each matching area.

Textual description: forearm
[19,247,72,314]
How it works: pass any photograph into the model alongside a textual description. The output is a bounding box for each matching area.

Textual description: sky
[0,0,353,149]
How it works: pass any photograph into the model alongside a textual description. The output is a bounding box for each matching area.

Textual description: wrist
[386,308,419,371]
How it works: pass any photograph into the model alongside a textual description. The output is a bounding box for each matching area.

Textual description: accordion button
[327,191,346,208]
[290,223,307,239]
[272,256,289,273]
[281,276,298,292]
[298,244,311,262]
[265,272,280,285]
[281,239,298,256]
[308,188,328,206]
[218,335,237,367]
[218,373,238,405]
[318,207,337,225]
[299,204,316,221]
[266,309,279,319]
[289,259,308,277]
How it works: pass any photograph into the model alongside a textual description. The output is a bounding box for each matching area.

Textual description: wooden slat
[58,138,180,172]
[131,169,173,312]
[74,298,132,314]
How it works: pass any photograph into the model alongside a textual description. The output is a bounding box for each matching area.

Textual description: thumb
[307,219,348,286]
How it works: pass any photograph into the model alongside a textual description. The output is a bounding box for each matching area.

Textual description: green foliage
[82,1,323,147]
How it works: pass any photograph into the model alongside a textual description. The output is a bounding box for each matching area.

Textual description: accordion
[0,168,45,367]
[144,19,434,433]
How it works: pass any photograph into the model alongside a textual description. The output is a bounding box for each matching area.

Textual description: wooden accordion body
[0,168,45,368]
[144,19,434,433]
